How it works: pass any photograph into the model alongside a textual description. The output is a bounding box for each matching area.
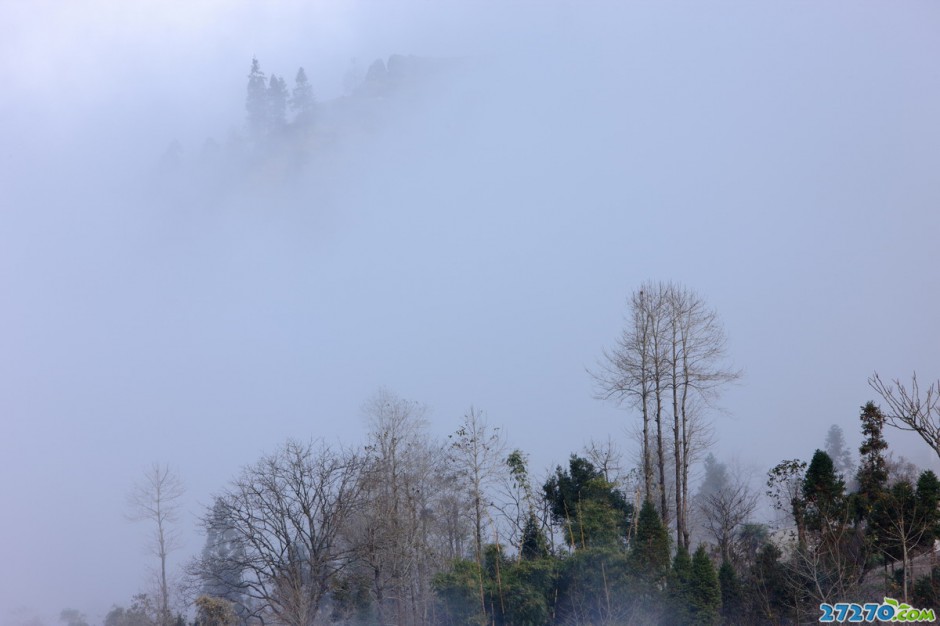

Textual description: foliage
[803,450,847,532]
[630,499,671,593]
[553,547,637,625]
[912,566,940,609]
[104,595,156,626]
[855,401,890,522]
[766,459,808,545]
[915,469,940,546]
[717,560,743,625]
[520,512,550,561]
[667,545,693,624]
[193,596,236,626]
[688,546,721,625]
[543,455,632,549]
[433,559,487,626]
[433,548,560,626]
[329,571,373,624]
[741,543,790,624]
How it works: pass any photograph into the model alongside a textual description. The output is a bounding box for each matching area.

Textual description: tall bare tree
[448,407,506,624]
[354,389,455,626]
[592,281,739,550]
[870,373,940,460]
[449,407,505,567]
[593,287,663,507]
[126,464,185,626]
[191,439,363,626]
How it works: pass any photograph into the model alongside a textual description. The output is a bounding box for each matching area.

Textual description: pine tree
[630,500,670,593]
[520,512,549,561]
[824,424,854,481]
[856,401,889,518]
[195,499,247,617]
[916,470,940,549]
[803,450,846,532]
[718,560,743,625]
[749,543,789,623]
[266,74,288,135]
[689,545,721,625]
[290,67,315,126]
[855,401,891,566]
[668,545,693,623]
[245,57,267,141]
[543,455,631,549]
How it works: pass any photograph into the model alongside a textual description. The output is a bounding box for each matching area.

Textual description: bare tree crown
[870,372,940,460]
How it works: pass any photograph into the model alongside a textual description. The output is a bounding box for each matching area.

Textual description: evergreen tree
[290,67,315,126]
[746,543,789,624]
[689,545,721,625]
[824,424,854,481]
[668,545,693,623]
[245,57,267,141]
[543,455,631,549]
[630,500,670,593]
[803,450,846,532]
[520,512,549,561]
[194,499,247,618]
[718,560,743,625]
[856,401,889,521]
[266,74,288,135]
[698,454,729,499]
[854,401,892,572]
[912,565,940,609]
[916,470,940,549]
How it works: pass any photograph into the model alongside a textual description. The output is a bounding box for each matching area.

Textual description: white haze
[2,1,939,622]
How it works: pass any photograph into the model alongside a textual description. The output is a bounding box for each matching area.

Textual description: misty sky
[2,1,939,622]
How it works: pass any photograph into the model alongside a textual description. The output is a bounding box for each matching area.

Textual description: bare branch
[870,372,940,460]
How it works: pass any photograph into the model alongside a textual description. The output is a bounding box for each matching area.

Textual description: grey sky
[1,1,938,622]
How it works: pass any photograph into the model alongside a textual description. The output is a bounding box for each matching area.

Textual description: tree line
[157,55,437,179]
[244,58,315,145]
[94,281,940,625]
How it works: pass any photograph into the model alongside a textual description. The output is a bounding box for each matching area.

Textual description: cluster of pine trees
[761,402,940,621]
[244,58,315,144]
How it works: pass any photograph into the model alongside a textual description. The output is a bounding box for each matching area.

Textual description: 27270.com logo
[819,598,936,622]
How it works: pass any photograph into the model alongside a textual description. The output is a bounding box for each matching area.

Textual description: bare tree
[782,518,866,616]
[449,407,505,567]
[584,436,628,487]
[696,459,759,564]
[592,281,739,550]
[870,373,940,460]
[353,388,453,626]
[191,439,363,626]
[592,287,664,507]
[126,464,185,626]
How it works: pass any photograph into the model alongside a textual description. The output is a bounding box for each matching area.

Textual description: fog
[2,1,939,622]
